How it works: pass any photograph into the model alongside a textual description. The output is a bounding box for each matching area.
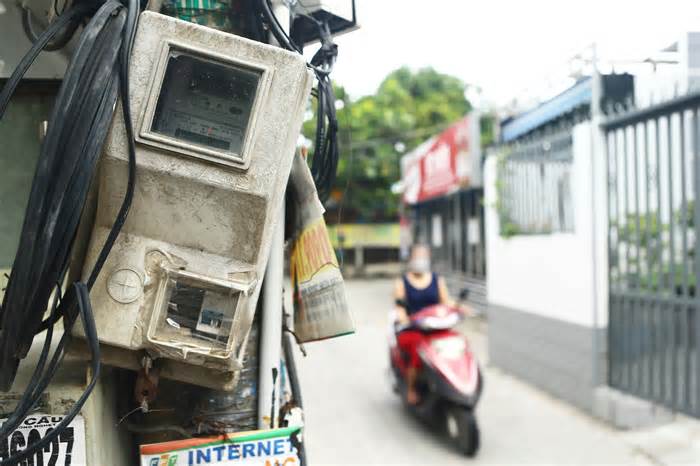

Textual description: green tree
[304,67,473,222]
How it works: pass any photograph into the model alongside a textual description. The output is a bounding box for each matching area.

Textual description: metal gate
[604,92,700,417]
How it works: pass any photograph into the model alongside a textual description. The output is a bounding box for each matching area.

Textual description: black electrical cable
[0,284,101,466]
[282,329,304,412]
[89,0,139,290]
[282,329,307,466]
[257,0,340,203]
[244,0,268,43]
[0,3,93,114]
[0,0,125,433]
[0,0,140,462]
[0,0,126,389]
[310,76,338,201]
[21,4,83,52]
[259,0,301,53]
[308,22,339,202]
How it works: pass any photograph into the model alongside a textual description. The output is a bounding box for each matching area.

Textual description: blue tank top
[403,273,440,315]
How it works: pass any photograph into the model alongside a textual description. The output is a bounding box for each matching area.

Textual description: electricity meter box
[71,12,313,389]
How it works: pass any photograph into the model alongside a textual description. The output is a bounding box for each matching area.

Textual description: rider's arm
[438,276,474,316]
[438,276,453,305]
[394,279,410,325]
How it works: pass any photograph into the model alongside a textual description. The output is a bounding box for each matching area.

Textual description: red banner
[401,115,475,205]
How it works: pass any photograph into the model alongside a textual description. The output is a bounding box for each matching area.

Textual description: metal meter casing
[73,12,313,389]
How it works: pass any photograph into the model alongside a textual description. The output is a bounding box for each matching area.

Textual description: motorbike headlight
[431,336,467,359]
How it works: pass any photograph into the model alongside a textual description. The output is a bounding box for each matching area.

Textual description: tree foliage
[304,67,473,222]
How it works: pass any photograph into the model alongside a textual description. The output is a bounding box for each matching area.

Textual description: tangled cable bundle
[0,1,341,463]
[258,0,340,203]
[0,0,139,463]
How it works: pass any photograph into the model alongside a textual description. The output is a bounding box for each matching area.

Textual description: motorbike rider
[394,243,470,404]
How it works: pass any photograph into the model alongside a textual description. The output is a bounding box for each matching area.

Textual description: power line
[340,122,451,152]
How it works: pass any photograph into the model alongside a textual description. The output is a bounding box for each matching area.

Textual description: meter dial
[151,52,261,156]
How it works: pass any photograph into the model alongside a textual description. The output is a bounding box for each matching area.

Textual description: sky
[322,0,700,107]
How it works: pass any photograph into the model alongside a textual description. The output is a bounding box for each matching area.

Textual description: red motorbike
[388,299,483,457]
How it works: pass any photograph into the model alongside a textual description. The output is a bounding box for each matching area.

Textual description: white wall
[485,122,609,328]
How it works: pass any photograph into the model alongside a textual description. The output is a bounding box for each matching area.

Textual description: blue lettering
[196,448,211,463]
[228,444,240,460]
[212,446,225,462]
[189,451,194,464]
[273,439,285,455]
[258,440,271,456]
[287,438,295,454]
[242,443,256,458]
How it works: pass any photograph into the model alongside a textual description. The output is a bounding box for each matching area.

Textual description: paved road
[295,279,652,465]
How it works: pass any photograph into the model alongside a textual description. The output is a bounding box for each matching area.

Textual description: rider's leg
[397,330,422,404]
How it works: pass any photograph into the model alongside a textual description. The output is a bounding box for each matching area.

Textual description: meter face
[151,51,261,156]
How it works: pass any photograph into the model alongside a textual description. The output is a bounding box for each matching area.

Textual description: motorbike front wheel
[445,406,479,457]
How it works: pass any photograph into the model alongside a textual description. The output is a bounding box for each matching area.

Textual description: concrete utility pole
[258,2,289,431]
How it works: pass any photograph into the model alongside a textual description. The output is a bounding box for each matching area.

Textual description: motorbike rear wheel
[445,406,479,457]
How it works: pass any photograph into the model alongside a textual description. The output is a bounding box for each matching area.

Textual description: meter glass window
[157,279,239,349]
[151,51,261,156]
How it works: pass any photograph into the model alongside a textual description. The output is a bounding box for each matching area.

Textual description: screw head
[107,268,142,304]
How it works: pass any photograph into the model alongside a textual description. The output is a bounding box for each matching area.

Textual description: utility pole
[258,1,289,431]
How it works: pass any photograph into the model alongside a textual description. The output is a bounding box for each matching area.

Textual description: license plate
[0,414,87,466]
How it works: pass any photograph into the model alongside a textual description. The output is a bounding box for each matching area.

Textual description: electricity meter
[71,12,313,389]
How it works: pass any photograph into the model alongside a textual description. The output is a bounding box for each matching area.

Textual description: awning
[501,77,592,143]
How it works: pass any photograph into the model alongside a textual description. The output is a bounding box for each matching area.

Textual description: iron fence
[499,129,574,235]
[604,91,700,417]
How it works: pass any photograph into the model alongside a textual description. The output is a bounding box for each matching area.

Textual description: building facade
[488,53,700,423]
[485,74,636,414]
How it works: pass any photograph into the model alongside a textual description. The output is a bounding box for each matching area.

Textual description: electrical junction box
[290,0,358,46]
[71,11,313,389]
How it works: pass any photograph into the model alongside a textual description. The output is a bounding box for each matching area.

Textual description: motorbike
[388,296,483,457]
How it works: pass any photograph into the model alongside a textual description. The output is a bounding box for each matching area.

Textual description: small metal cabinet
[71,12,313,390]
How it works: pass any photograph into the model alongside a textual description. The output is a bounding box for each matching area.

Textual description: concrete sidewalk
[619,416,700,465]
[295,279,671,465]
[460,317,655,465]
